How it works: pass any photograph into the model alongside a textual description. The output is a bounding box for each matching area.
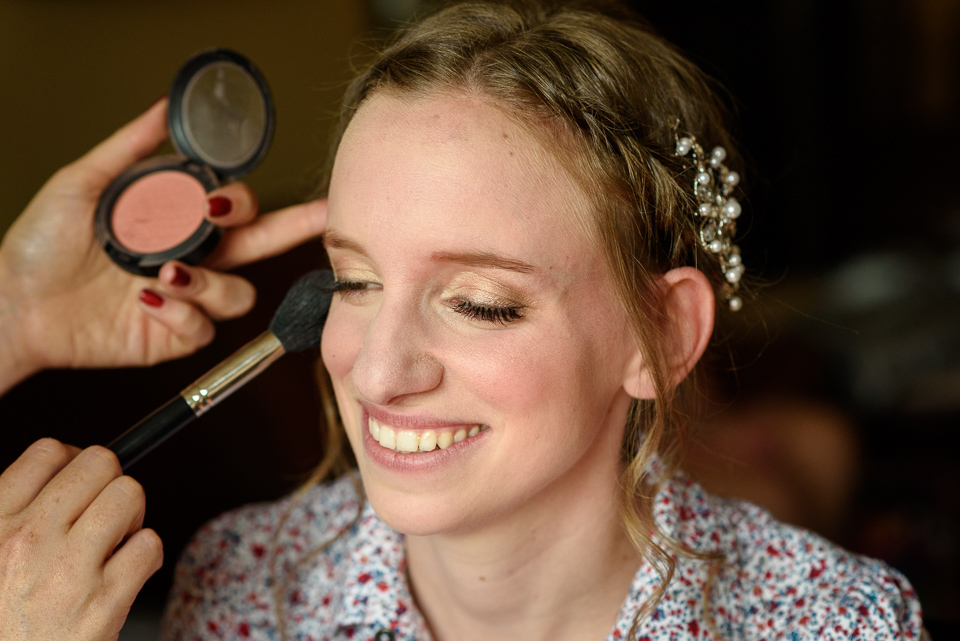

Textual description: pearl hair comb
[675,135,745,311]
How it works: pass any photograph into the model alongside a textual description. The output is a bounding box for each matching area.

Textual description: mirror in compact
[95,48,274,276]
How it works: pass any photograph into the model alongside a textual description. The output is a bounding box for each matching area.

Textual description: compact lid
[168,49,275,181]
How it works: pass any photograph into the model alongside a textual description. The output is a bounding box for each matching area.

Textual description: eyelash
[330,279,371,295]
[450,299,526,325]
[330,280,525,325]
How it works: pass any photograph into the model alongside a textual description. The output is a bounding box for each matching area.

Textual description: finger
[205,182,259,227]
[71,475,147,564]
[32,446,122,529]
[205,198,327,270]
[156,262,256,321]
[71,98,169,189]
[0,439,82,516]
[104,527,163,610]
[137,289,216,358]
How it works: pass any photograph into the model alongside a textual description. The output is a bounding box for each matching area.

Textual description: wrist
[0,272,41,395]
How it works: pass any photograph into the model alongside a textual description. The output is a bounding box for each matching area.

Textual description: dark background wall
[1,0,957,635]
[634,1,960,630]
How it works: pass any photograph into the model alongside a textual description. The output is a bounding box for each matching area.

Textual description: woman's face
[322,92,640,536]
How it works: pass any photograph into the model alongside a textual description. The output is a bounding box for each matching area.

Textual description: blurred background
[0,0,957,636]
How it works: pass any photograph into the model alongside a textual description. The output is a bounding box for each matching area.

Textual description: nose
[352,296,443,406]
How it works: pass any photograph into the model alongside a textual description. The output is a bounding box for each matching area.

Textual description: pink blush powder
[111,171,207,254]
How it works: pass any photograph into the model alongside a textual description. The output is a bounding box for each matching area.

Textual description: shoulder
[172,473,362,581]
[658,472,924,639]
[160,474,364,640]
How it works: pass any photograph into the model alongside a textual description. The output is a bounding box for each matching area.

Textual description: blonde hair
[304,0,740,635]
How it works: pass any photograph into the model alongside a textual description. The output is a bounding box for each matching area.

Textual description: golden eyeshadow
[443,273,532,308]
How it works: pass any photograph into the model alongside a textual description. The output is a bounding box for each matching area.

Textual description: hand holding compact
[0,439,161,641]
[0,99,327,395]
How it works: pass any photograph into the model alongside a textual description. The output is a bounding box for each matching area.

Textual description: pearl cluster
[676,135,745,311]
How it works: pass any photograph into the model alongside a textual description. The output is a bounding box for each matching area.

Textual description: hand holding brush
[108,269,334,470]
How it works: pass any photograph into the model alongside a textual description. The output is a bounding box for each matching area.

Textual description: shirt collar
[326,465,712,639]
[334,500,422,635]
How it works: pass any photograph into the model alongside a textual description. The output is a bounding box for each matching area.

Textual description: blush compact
[95,49,274,276]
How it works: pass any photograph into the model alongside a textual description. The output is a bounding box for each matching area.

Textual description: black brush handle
[109,396,196,470]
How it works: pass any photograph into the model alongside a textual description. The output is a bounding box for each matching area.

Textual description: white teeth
[396,430,419,453]
[419,431,437,451]
[369,417,487,453]
[437,431,454,449]
[379,425,396,449]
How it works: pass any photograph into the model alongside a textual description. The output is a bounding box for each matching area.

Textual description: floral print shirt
[161,471,924,640]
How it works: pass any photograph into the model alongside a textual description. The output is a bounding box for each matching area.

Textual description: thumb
[72,98,169,189]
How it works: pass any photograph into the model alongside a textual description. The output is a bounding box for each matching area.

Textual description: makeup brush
[108,269,335,470]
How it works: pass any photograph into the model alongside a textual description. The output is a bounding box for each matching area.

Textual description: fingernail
[208,196,232,217]
[170,266,191,287]
[139,289,164,308]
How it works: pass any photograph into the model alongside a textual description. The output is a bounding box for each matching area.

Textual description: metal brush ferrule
[180,331,285,415]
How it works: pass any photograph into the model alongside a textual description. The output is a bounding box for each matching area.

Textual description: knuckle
[50,163,82,187]
[26,438,77,469]
[53,163,103,198]
[30,436,67,454]
[0,523,42,564]
[31,436,67,456]
[82,445,122,475]
[112,476,145,504]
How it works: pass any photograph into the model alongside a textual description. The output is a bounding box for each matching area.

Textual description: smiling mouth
[368,416,489,453]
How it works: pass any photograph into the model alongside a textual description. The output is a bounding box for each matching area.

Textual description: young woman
[159,2,924,640]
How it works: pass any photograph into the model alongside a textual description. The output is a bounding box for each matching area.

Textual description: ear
[622,267,715,399]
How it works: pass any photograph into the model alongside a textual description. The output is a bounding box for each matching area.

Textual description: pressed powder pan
[95,49,274,276]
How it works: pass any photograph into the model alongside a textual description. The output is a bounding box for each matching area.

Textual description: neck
[405,404,641,641]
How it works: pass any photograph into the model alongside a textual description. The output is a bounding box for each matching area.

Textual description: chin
[362,484,477,537]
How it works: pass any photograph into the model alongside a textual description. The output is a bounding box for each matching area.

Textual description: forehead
[329,92,596,269]
[340,90,555,170]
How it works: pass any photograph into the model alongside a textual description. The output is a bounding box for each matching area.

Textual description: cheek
[320,300,365,382]
[446,317,609,428]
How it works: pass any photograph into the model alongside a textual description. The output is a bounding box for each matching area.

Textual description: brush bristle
[268,270,336,353]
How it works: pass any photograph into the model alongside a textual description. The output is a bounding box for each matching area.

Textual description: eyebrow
[324,230,368,257]
[430,250,537,274]
[324,230,537,274]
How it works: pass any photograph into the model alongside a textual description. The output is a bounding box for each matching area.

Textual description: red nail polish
[208,196,232,217]
[171,266,191,287]
[139,289,164,308]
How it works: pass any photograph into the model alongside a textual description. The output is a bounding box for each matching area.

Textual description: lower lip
[360,409,489,473]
